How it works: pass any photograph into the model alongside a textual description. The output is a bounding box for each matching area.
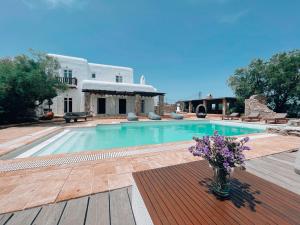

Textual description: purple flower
[241,137,250,143]
[188,131,251,172]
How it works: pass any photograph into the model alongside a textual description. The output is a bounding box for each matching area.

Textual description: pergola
[179,97,237,115]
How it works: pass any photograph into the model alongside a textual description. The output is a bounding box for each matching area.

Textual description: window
[64,69,72,78]
[141,100,145,113]
[92,73,96,78]
[218,104,223,110]
[116,75,123,83]
[64,98,72,113]
[63,69,73,84]
[211,104,216,110]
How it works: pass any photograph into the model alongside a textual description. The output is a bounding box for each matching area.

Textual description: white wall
[47,54,156,116]
[89,63,133,84]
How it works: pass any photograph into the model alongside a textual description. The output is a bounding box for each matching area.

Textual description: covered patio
[180,97,237,115]
[82,80,165,116]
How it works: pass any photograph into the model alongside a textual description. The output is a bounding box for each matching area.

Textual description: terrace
[0,150,299,224]
[0,116,299,225]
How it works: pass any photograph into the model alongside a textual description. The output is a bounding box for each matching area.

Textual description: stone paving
[0,118,299,214]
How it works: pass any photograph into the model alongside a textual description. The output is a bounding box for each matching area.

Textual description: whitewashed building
[46,54,164,116]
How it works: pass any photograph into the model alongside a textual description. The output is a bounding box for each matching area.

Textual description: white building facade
[46,54,164,117]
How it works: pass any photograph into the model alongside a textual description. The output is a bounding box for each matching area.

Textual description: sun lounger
[127,112,138,121]
[222,112,240,120]
[241,112,260,122]
[148,112,161,120]
[265,113,288,124]
[63,112,91,123]
[170,112,184,120]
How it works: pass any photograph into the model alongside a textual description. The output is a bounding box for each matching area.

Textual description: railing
[56,77,78,86]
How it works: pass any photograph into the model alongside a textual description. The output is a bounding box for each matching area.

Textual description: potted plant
[189,131,250,198]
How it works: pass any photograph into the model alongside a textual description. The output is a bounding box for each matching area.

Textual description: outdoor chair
[63,112,91,123]
[222,112,240,120]
[241,112,260,122]
[148,112,161,120]
[265,113,288,124]
[170,112,184,120]
[127,112,138,121]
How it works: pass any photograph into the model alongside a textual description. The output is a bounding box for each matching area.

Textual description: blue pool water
[33,121,264,156]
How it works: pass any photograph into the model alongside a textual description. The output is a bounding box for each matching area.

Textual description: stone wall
[245,95,276,119]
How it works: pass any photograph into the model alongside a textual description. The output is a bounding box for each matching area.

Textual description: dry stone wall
[245,95,276,119]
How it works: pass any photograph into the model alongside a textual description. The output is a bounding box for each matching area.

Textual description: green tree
[0,51,66,123]
[228,50,300,116]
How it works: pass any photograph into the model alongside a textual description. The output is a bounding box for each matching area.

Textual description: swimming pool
[21,121,264,157]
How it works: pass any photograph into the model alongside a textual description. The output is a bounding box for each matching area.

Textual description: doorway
[97,98,106,114]
[119,99,126,114]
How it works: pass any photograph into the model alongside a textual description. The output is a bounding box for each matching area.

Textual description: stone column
[158,95,164,116]
[188,101,192,113]
[84,92,91,113]
[222,98,227,115]
[203,100,207,111]
[135,94,141,116]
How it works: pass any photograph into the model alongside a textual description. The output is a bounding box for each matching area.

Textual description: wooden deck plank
[142,171,190,225]
[85,192,110,225]
[157,166,247,225]
[5,207,41,225]
[264,156,295,167]
[32,201,66,225]
[153,166,242,225]
[0,213,13,225]
[134,174,164,225]
[110,188,136,225]
[246,161,300,194]
[187,162,300,225]
[137,172,177,225]
[133,160,300,225]
[127,187,132,204]
[181,162,277,225]
[58,197,88,225]
[249,158,299,182]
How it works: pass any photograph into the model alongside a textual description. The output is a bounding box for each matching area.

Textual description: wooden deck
[246,150,300,195]
[0,187,136,225]
[133,158,300,225]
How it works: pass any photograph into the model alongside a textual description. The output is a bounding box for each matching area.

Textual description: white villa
[44,54,164,117]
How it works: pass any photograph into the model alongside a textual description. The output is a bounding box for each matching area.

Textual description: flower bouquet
[189,131,250,198]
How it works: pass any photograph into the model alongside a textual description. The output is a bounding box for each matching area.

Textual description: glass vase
[212,166,230,198]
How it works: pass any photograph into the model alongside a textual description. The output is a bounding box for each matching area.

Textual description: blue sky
[1,0,300,103]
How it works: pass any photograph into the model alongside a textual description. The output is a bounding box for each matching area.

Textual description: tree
[228,50,300,116]
[0,51,66,123]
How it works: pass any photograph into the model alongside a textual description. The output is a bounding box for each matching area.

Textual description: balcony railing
[57,77,78,86]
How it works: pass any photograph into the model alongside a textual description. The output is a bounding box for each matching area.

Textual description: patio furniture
[241,112,260,122]
[265,113,289,124]
[127,112,139,121]
[132,160,300,225]
[222,112,240,120]
[170,112,184,120]
[288,119,300,127]
[195,104,207,118]
[148,112,161,120]
[295,150,300,175]
[63,112,91,123]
